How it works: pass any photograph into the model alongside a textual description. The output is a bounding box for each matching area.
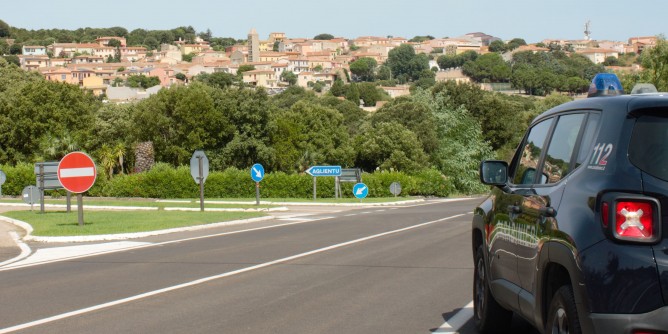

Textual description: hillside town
[4,27,659,103]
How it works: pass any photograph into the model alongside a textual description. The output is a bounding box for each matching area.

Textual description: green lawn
[0,198,275,209]
[2,210,266,236]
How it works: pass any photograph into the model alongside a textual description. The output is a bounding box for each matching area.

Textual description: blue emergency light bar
[587,73,625,98]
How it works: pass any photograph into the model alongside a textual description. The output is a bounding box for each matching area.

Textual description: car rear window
[629,111,668,181]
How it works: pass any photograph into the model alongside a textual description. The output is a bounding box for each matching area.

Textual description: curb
[0,215,276,244]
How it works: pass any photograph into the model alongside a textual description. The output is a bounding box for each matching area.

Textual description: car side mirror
[480,160,509,186]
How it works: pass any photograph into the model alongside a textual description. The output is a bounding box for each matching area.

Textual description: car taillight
[615,201,654,239]
[601,194,662,244]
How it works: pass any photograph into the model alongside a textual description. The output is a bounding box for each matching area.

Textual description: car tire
[473,244,512,334]
[546,285,582,334]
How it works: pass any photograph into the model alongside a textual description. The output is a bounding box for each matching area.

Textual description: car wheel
[473,244,512,334]
[546,285,581,334]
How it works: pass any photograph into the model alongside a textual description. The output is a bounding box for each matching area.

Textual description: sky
[2,0,666,43]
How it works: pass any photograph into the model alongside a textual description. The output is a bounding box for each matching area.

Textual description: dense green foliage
[0,163,453,198]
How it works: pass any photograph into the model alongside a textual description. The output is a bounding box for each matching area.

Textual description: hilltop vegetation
[0,55,549,195]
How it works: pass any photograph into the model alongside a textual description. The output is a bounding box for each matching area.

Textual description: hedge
[0,163,454,199]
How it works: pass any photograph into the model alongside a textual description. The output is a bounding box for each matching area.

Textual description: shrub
[0,164,455,199]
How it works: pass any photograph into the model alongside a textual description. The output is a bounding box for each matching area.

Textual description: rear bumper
[590,306,668,334]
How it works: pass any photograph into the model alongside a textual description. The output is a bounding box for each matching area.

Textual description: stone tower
[248,28,260,62]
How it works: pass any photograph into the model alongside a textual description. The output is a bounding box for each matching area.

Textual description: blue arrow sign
[353,183,368,199]
[251,163,265,182]
[305,165,342,177]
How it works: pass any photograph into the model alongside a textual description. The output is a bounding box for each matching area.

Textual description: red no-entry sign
[57,152,97,193]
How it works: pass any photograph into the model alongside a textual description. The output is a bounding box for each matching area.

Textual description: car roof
[533,94,668,124]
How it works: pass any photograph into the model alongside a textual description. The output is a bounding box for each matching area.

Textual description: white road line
[0,213,468,333]
[433,301,474,333]
[0,232,31,267]
[0,218,329,271]
[344,214,357,217]
[277,218,315,222]
[375,209,385,212]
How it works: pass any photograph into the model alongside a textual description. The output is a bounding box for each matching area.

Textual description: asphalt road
[0,198,538,334]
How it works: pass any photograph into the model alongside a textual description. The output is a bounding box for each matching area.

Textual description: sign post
[390,182,402,197]
[190,150,209,212]
[305,166,342,201]
[353,183,369,202]
[251,163,265,205]
[35,161,61,214]
[57,152,97,226]
[0,170,5,197]
[21,185,39,211]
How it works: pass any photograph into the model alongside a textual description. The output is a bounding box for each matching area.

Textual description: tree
[376,65,392,81]
[354,122,429,173]
[0,77,99,164]
[0,19,10,38]
[329,79,346,97]
[386,44,428,82]
[640,38,668,91]
[195,72,236,89]
[507,38,527,51]
[409,35,435,43]
[9,43,22,55]
[126,75,160,89]
[237,64,255,77]
[345,83,360,105]
[462,53,511,82]
[432,81,526,151]
[410,70,437,92]
[313,33,335,40]
[175,73,187,81]
[349,57,377,81]
[107,39,121,48]
[357,82,383,107]
[372,96,439,154]
[130,83,236,167]
[488,40,506,53]
[270,101,354,171]
[2,55,19,66]
[182,53,196,62]
[280,71,297,86]
[411,89,492,193]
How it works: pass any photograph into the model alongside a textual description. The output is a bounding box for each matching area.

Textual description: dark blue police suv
[472,74,668,334]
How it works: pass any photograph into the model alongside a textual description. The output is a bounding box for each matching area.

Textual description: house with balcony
[43,68,79,85]
[149,67,176,87]
[628,36,657,54]
[72,55,104,64]
[82,76,107,96]
[259,51,288,62]
[93,46,116,60]
[272,62,288,78]
[288,57,310,73]
[19,55,50,70]
[243,69,277,87]
[48,43,98,58]
[121,47,148,62]
[192,51,229,64]
[22,45,47,56]
[96,36,127,47]
[278,39,308,53]
[576,48,619,64]
[297,71,315,87]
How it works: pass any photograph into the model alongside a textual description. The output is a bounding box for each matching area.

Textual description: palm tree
[97,144,116,179]
[113,143,125,174]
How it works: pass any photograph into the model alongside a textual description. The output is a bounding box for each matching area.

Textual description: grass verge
[2,210,266,237]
